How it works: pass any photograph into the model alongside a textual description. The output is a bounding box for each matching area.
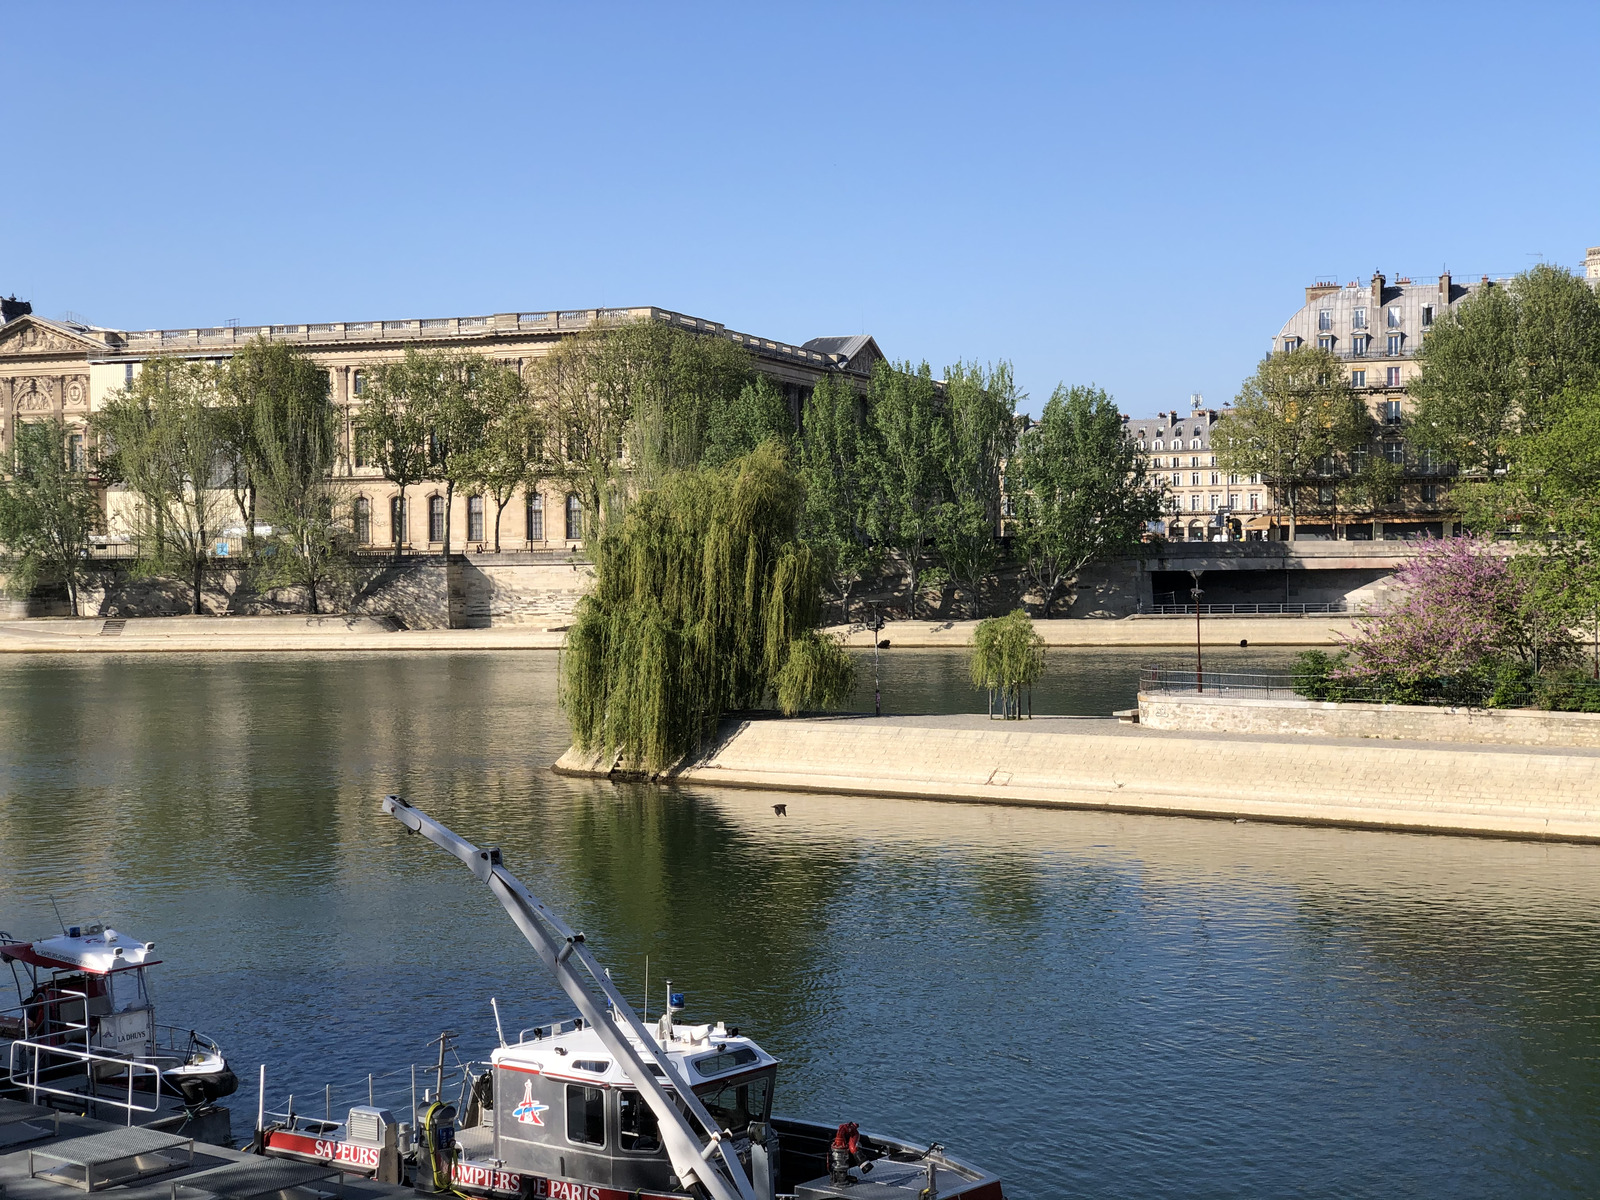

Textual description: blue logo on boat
[513,1080,548,1126]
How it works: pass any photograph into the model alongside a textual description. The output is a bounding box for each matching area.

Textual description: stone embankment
[1139,690,1600,749]
[824,615,1356,647]
[555,712,1600,843]
[0,614,565,653]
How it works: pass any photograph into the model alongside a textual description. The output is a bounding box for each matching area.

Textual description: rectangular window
[1351,369,1366,387]
[467,495,484,543]
[390,497,407,546]
[353,426,368,469]
[1353,308,1367,329]
[1190,456,1200,468]
[1318,310,1332,331]
[1318,336,1335,351]
[1384,400,1402,424]
[1228,494,1239,509]
[1352,335,1369,356]
[1170,472,1180,486]
[1319,485,1336,504]
[1421,448,1438,475]
[1387,307,1402,328]
[124,363,135,385]
[68,434,85,473]
[355,497,371,544]
[1209,494,1220,510]
[1352,445,1369,467]
[1283,338,1296,353]
[1422,305,1434,327]
[1191,473,1200,487]
[1387,366,1402,387]
[1422,481,1439,503]
[428,496,445,543]
[1384,441,1404,465]
[353,371,366,397]
[618,1091,660,1153]
[1189,494,1199,511]
[566,1085,605,1146]
[1387,334,1402,355]
[1210,472,1220,486]
[527,493,544,540]
[1249,493,1260,510]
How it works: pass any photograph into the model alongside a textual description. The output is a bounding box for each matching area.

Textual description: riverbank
[0,613,1352,652]
[825,614,1357,647]
[556,712,1600,842]
[0,614,566,652]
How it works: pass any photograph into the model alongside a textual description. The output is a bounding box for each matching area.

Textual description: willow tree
[562,442,855,773]
[970,609,1046,719]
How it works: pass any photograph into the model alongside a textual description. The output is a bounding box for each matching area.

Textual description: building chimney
[1586,246,1600,282]
[1,295,31,324]
[1370,271,1385,314]
[1438,270,1452,306]
[1304,281,1340,304]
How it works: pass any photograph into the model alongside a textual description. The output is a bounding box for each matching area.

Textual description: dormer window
[1387,307,1402,328]
[1318,310,1332,331]
[1422,305,1434,327]
[1352,308,1368,329]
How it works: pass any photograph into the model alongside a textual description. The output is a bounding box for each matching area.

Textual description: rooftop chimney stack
[1,295,31,324]
[1370,271,1386,314]
[1438,270,1452,306]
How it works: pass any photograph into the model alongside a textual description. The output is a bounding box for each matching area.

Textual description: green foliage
[354,351,434,559]
[703,376,794,467]
[1007,385,1163,616]
[93,356,232,613]
[934,362,1019,617]
[862,361,945,618]
[561,442,854,773]
[0,419,100,615]
[796,374,873,621]
[1213,345,1370,531]
[1535,669,1600,712]
[461,362,545,552]
[969,609,1046,690]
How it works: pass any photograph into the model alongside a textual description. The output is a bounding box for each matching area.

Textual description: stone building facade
[0,304,883,556]
[1121,398,1271,541]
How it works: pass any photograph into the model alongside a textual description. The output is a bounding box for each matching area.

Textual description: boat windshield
[693,1070,774,1137]
[618,1089,661,1153]
[107,968,149,1013]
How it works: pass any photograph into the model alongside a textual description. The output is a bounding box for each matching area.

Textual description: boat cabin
[0,925,158,1056]
[465,1015,779,1194]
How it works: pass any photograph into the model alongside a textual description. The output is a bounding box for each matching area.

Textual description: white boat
[0,923,238,1129]
[254,798,1004,1200]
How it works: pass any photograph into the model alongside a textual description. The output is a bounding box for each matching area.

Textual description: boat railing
[257,1057,487,1138]
[0,987,91,1048]
[6,1037,163,1124]
[151,1024,222,1061]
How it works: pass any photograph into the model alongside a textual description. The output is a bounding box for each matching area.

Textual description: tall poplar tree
[862,360,946,618]
[933,361,1018,617]
[796,374,871,622]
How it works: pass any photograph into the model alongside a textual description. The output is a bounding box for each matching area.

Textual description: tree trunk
[393,483,405,563]
[443,481,454,556]
[246,485,257,559]
[192,559,203,615]
[492,496,503,554]
[906,551,918,621]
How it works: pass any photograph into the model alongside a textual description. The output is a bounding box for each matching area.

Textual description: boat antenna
[381,795,757,1200]
[490,998,506,1049]
[48,895,66,934]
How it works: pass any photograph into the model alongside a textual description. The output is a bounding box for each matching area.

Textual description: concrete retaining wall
[556,713,1600,842]
[1138,690,1600,749]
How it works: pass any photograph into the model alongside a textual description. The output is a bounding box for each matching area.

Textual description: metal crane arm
[380,796,756,1200]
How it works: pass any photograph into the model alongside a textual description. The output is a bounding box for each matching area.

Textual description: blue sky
[4,3,1597,416]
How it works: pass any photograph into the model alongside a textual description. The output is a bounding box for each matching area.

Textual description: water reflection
[0,650,1596,1198]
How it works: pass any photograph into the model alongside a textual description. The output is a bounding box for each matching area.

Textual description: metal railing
[1144,601,1350,615]
[1139,667,1306,698]
[1138,665,1539,709]
[7,1038,163,1124]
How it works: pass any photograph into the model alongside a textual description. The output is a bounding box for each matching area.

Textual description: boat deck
[0,1108,415,1200]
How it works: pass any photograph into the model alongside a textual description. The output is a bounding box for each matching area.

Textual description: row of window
[1139,438,1206,451]
[1152,455,1219,470]
[1169,471,1258,487]
[1315,305,1434,332]
[351,492,584,545]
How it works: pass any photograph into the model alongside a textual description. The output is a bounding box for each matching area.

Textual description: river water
[1,647,1598,1198]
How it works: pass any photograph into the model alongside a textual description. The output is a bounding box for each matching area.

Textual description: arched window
[467,494,485,544]
[429,495,446,543]
[527,492,544,541]
[354,496,371,544]
[353,370,367,397]
[390,496,407,547]
[565,493,583,541]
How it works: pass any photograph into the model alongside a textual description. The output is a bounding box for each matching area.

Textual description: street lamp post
[871,603,883,717]
[1189,568,1204,693]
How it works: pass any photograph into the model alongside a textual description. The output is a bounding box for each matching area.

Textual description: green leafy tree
[463,363,545,552]
[796,374,873,623]
[561,442,854,773]
[417,352,491,556]
[228,339,347,612]
[862,360,946,618]
[1007,385,1164,616]
[969,609,1045,718]
[1213,346,1369,538]
[0,419,100,616]
[933,361,1018,617]
[355,350,437,561]
[703,376,794,467]
[94,357,231,614]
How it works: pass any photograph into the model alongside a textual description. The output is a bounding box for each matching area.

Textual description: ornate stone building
[0,304,883,554]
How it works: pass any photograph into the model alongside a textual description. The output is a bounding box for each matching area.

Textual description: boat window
[573,1060,610,1074]
[694,1070,773,1137]
[566,1084,605,1147]
[618,1090,661,1153]
[693,1047,758,1077]
[108,969,148,1013]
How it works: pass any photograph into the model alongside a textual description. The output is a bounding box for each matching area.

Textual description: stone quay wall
[1138,691,1600,750]
[556,713,1600,842]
